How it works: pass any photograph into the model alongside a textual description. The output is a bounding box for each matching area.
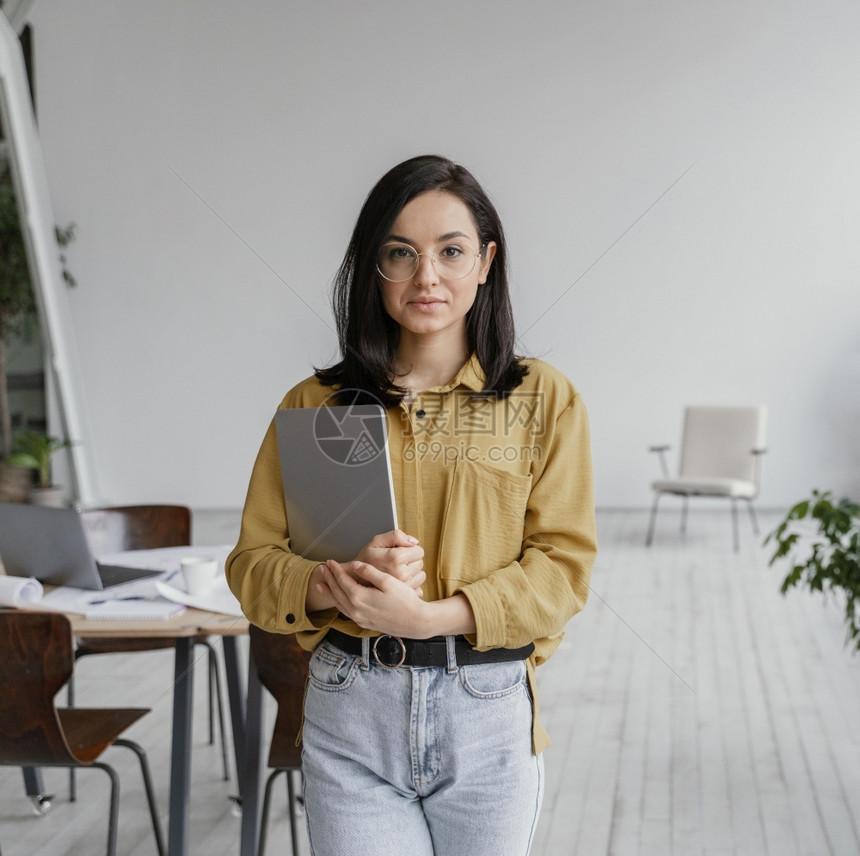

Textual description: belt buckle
[372,635,407,669]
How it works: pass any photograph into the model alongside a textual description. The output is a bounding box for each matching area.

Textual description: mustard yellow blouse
[226,356,597,752]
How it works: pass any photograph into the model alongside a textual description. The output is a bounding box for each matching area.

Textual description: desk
[68,608,250,856]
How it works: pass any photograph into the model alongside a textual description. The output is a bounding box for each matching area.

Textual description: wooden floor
[2,509,859,855]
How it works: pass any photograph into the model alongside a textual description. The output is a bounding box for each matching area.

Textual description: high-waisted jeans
[302,637,544,856]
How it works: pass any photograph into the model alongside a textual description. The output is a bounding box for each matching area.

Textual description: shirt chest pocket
[437,459,532,587]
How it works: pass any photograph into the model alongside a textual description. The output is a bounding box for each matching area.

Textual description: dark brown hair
[315,155,527,405]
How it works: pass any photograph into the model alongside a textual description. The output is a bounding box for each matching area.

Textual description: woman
[226,155,597,856]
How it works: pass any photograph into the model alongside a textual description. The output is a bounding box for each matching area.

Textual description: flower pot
[27,485,66,508]
[0,462,33,502]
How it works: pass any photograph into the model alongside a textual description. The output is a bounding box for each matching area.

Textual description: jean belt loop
[360,636,371,670]
[445,635,459,674]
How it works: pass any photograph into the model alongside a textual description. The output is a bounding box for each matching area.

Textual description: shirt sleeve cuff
[276,555,337,632]
[458,576,510,650]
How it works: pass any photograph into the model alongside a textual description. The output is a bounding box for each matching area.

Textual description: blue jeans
[302,638,544,856]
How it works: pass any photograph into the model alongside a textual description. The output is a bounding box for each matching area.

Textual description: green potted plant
[765,489,860,653]
[5,428,72,507]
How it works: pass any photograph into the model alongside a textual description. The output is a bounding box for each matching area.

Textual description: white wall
[27,0,860,510]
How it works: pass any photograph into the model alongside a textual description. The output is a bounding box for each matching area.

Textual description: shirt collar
[430,353,486,394]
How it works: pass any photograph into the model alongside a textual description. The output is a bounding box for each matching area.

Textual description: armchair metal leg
[746,500,760,536]
[731,499,739,552]
[645,493,661,546]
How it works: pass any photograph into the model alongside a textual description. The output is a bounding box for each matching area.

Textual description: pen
[88,595,147,605]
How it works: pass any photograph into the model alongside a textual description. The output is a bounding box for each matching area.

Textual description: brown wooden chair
[0,610,165,856]
[249,625,313,856]
[68,505,229,799]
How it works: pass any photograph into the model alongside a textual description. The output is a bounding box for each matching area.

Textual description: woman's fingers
[343,560,390,589]
[322,560,426,627]
[321,560,426,635]
[371,529,419,548]
[356,531,424,579]
[322,561,371,620]
[320,560,347,603]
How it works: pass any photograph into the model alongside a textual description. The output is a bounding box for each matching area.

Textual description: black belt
[325,628,535,670]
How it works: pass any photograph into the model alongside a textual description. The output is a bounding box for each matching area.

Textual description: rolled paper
[0,574,44,607]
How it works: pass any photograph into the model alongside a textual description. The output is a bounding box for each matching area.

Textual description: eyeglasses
[376,238,482,283]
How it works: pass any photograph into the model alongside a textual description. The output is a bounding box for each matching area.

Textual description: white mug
[180,557,219,596]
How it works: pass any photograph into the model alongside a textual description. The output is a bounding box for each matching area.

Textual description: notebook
[0,504,163,591]
[275,404,398,562]
[82,599,186,621]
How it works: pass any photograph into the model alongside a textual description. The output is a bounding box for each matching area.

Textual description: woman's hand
[305,529,424,615]
[356,529,424,587]
[320,560,430,638]
[320,560,476,639]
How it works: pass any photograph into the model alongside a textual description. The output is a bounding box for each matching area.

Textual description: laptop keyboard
[96,563,161,589]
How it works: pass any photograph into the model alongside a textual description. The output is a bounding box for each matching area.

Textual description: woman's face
[378,190,496,345]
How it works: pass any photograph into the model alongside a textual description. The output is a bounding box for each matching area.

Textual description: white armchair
[646,406,767,550]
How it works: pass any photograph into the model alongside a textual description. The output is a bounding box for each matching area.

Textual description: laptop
[0,504,163,590]
[275,404,398,562]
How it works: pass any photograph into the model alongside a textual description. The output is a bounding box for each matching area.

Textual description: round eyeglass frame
[376,239,484,283]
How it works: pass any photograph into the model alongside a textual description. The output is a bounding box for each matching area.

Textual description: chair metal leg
[114,738,166,856]
[92,762,121,856]
[199,639,230,781]
[746,499,760,536]
[258,769,284,856]
[680,497,689,537]
[257,768,301,856]
[28,793,53,816]
[21,767,53,816]
[731,499,739,552]
[221,636,245,815]
[645,492,662,546]
[286,770,299,856]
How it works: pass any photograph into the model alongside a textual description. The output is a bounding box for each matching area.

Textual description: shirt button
[415,409,426,418]
[285,613,296,624]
